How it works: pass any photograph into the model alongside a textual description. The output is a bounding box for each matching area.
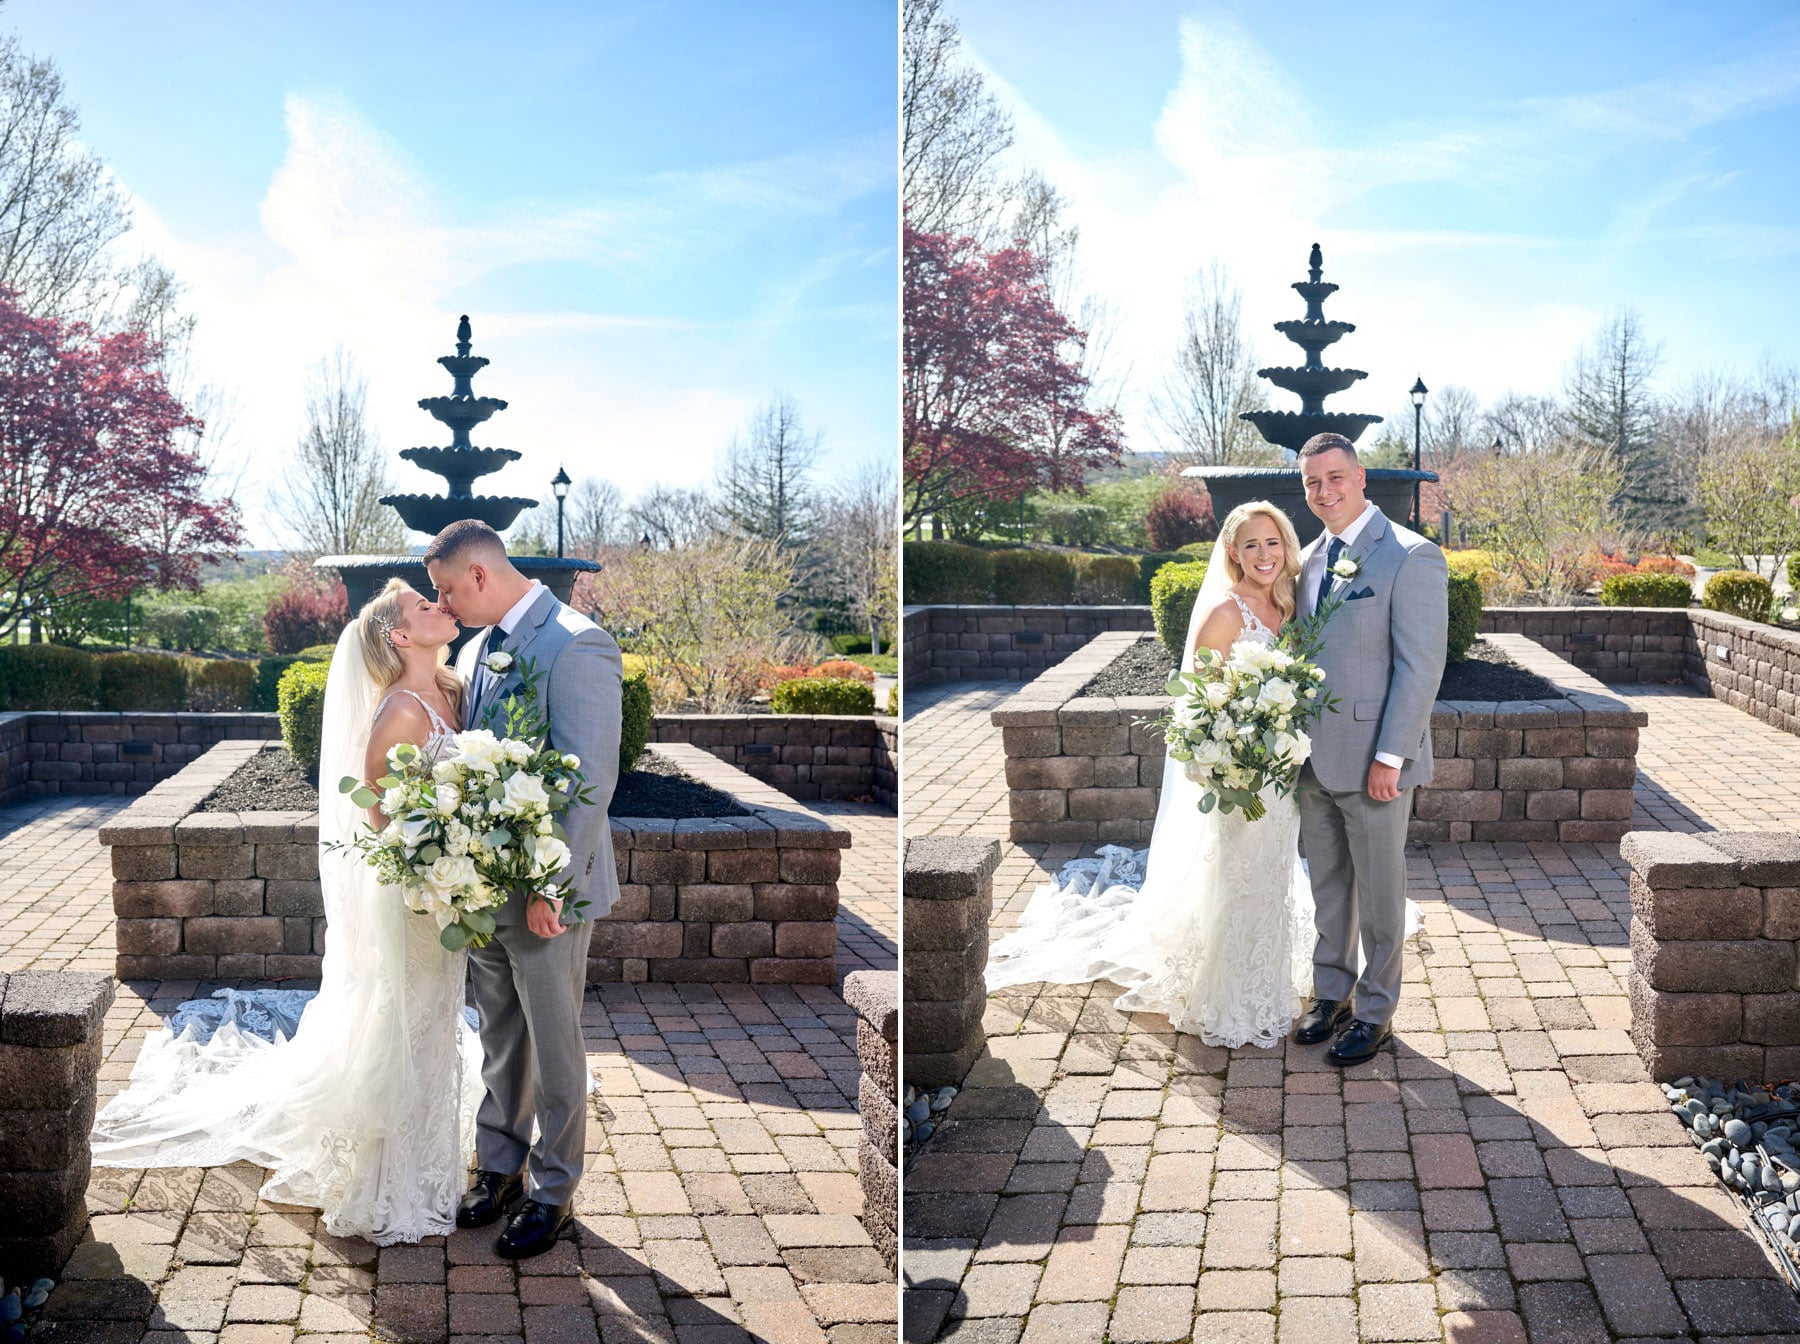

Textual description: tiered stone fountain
[318,315,600,619]
[1183,244,1434,545]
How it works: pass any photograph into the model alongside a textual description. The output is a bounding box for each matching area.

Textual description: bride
[986,501,1318,1049]
[91,579,483,1245]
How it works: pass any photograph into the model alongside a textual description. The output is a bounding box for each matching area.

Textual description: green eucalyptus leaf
[439,923,470,951]
[338,775,360,794]
[419,845,442,864]
[350,787,380,809]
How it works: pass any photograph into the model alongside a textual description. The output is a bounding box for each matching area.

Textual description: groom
[1291,433,1447,1066]
[424,519,624,1258]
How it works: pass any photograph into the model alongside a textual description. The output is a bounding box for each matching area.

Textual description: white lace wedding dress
[987,591,1315,1049]
[92,630,482,1245]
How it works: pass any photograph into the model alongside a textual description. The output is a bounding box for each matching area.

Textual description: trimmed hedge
[1176,541,1216,563]
[1445,571,1481,664]
[1790,551,1800,597]
[1703,569,1774,623]
[886,682,898,716]
[829,633,873,655]
[0,645,100,710]
[903,541,994,604]
[189,658,257,711]
[1150,561,1208,661]
[619,662,652,775]
[991,549,1075,604]
[96,653,189,711]
[1136,552,1184,603]
[1600,573,1692,608]
[769,676,876,715]
[1075,554,1138,605]
[1037,502,1107,548]
[277,660,331,778]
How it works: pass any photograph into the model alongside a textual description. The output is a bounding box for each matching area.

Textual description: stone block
[217,953,266,978]
[631,849,708,885]
[1472,820,1560,842]
[1457,729,1521,757]
[1010,819,1098,844]
[112,845,177,882]
[1524,790,1580,821]
[1620,831,1739,888]
[904,987,987,1056]
[1703,832,1800,887]
[711,921,774,958]
[114,918,180,956]
[210,878,265,916]
[184,916,285,955]
[1766,889,1800,941]
[843,968,898,1043]
[0,1036,101,1113]
[112,880,212,919]
[778,848,842,883]
[675,885,754,923]
[1562,756,1638,789]
[1415,790,1503,822]
[905,1037,983,1091]
[903,935,985,1004]
[706,848,780,884]
[901,894,985,953]
[903,836,1002,901]
[1004,756,1093,790]
[116,954,215,980]
[860,1075,898,1167]
[1632,920,1794,993]
[774,921,837,959]
[0,1164,89,1237]
[1498,758,1563,790]
[0,1102,91,1172]
[1584,727,1640,758]
[265,879,324,917]
[254,843,316,880]
[1427,757,1474,790]
[1744,993,1800,1045]
[175,813,243,845]
[1580,789,1636,821]
[748,957,835,984]
[1007,788,1067,822]
[1629,875,1763,941]
[590,920,685,960]
[755,884,839,922]
[266,955,323,980]
[1628,972,1741,1048]
[178,845,254,880]
[0,970,112,1048]
[1067,786,1158,820]
[1637,1042,1764,1085]
[649,957,750,983]
[1059,725,1129,756]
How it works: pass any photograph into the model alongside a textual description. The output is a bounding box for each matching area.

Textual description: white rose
[433,759,463,784]
[1202,681,1232,710]
[426,854,477,892]
[500,770,550,816]
[1256,678,1297,714]
[433,782,462,816]
[504,739,532,765]
[1211,718,1232,741]
[381,786,406,816]
[399,815,433,851]
[534,834,571,875]
[483,651,514,674]
[562,752,580,770]
[445,820,471,858]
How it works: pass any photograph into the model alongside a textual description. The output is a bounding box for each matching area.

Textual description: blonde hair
[1219,501,1303,625]
[356,578,464,721]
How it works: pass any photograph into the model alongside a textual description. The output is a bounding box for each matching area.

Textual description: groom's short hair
[1298,432,1359,461]
[423,519,507,568]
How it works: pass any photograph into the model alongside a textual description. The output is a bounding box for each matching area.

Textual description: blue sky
[949,1,1800,450]
[10,0,897,547]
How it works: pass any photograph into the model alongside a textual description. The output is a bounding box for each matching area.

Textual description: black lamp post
[551,466,571,558]
[638,532,653,553]
[1409,377,1428,529]
[1492,434,1503,455]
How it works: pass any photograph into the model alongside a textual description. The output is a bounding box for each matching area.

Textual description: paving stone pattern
[0,797,897,1342]
[902,676,1800,1343]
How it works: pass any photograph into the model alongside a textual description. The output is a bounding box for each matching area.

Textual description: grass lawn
[847,652,898,676]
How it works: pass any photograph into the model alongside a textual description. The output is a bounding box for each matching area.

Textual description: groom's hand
[526,894,567,939]
[1366,761,1401,802]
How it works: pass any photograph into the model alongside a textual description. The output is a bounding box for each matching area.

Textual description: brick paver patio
[0,794,896,1343]
[902,676,1800,1344]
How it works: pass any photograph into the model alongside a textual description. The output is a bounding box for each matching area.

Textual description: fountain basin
[397,447,523,495]
[1181,464,1437,546]
[382,492,538,534]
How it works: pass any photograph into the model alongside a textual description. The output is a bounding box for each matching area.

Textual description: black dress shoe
[1293,998,1352,1045]
[496,1198,573,1259]
[456,1169,524,1229]
[1326,1019,1393,1067]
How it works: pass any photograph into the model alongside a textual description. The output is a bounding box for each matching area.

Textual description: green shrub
[829,633,873,655]
[188,658,257,711]
[94,653,188,710]
[619,663,652,775]
[991,549,1074,604]
[295,644,338,662]
[1136,552,1185,603]
[1075,554,1139,605]
[253,656,300,712]
[1445,571,1482,664]
[278,661,331,778]
[1789,552,1800,596]
[1036,501,1108,548]
[1150,561,1208,661]
[886,682,898,716]
[1702,569,1774,623]
[1600,573,1693,608]
[770,676,876,715]
[1082,476,1166,549]
[0,644,99,710]
[1176,541,1216,563]
[142,602,224,651]
[903,541,994,603]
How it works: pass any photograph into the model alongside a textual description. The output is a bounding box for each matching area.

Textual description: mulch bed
[200,746,748,819]
[1079,635,1561,703]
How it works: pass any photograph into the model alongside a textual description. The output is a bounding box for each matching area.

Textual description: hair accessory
[371,613,399,646]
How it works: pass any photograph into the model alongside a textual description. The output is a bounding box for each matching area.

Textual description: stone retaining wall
[843,969,898,1271]
[0,710,280,803]
[97,740,850,986]
[903,836,999,1088]
[1479,607,1689,684]
[1622,830,1800,1083]
[0,969,114,1276]
[993,631,1648,846]
[903,604,1155,687]
[1685,609,1800,738]
[650,714,898,810]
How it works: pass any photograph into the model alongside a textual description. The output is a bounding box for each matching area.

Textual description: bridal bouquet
[337,657,596,950]
[1152,597,1344,822]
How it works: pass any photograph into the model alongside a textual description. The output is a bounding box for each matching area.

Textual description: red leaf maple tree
[0,289,241,632]
[903,226,1122,532]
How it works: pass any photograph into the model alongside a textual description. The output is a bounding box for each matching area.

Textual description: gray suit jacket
[1297,508,1448,793]
[454,586,624,923]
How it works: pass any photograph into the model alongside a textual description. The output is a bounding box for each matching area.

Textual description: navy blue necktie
[1316,536,1344,613]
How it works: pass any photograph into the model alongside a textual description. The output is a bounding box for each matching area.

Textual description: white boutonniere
[1330,556,1361,581]
[483,651,514,675]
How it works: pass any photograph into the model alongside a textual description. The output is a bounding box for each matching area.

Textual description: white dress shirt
[1306,503,1405,771]
[479,581,543,704]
